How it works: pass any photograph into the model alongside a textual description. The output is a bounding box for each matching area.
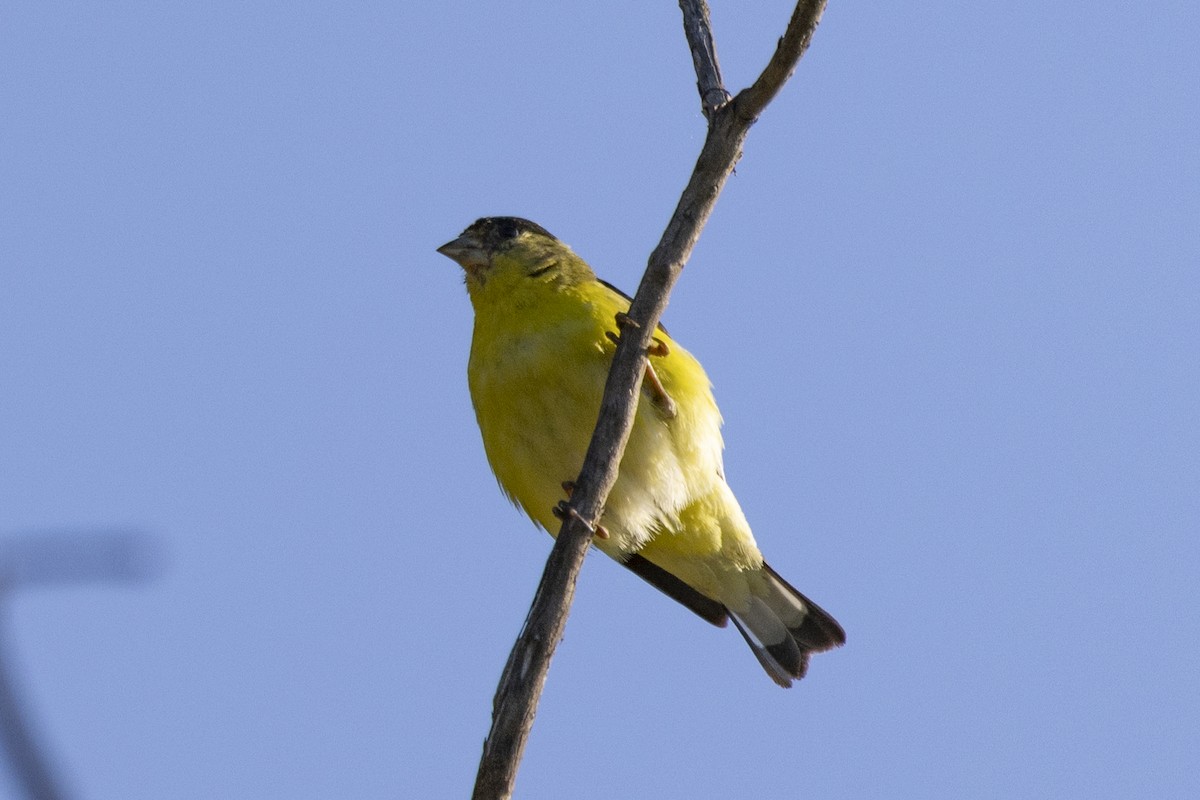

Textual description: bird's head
[437,217,594,303]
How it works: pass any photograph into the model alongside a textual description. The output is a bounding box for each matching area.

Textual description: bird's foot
[608,312,668,356]
[606,315,677,419]
[552,499,610,540]
[646,337,670,357]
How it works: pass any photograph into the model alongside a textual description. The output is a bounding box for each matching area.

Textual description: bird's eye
[495,218,519,241]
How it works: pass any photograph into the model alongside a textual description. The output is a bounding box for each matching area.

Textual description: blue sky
[2,1,1197,798]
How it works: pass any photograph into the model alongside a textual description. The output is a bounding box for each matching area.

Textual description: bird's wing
[620,553,728,627]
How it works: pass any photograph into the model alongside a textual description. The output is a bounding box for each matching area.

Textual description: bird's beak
[436,235,488,271]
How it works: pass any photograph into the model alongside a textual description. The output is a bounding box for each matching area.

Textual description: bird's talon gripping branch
[614,311,640,331]
[561,480,576,497]
[551,500,609,539]
[605,330,678,418]
[605,331,678,418]
[607,329,669,360]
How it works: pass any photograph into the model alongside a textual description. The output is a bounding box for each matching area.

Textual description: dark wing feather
[621,554,728,627]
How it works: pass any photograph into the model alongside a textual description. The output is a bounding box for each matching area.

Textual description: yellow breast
[467,278,724,556]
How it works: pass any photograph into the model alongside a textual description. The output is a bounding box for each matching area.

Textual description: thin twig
[679,0,729,116]
[737,0,827,121]
[470,3,828,798]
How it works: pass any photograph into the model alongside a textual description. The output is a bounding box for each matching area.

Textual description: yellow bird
[438,217,844,686]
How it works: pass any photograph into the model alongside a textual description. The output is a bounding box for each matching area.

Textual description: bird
[438,216,844,686]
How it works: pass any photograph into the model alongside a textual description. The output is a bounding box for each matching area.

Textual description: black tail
[728,563,845,688]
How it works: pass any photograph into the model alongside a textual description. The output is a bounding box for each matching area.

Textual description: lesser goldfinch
[438,217,844,686]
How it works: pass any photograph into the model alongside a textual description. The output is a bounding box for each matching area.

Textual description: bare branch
[679,0,729,116]
[471,3,829,797]
[737,0,828,122]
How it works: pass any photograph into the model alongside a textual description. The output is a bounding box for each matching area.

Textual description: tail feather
[762,563,846,653]
[729,603,806,687]
[730,562,845,688]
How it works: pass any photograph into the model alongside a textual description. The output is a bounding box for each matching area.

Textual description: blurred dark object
[0,529,163,590]
[0,529,163,800]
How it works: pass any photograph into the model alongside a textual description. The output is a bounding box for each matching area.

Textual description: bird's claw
[607,329,669,359]
[552,500,609,540]
[610,312,669,357]
[606,313,677,419]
